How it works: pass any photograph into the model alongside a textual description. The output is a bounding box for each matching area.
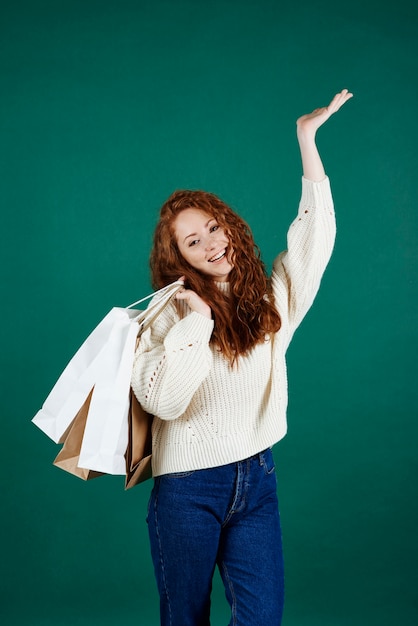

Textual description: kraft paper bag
[53,390,104,480]
[125,389,153,489]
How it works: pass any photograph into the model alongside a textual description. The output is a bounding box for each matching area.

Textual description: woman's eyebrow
[183,219,214,243]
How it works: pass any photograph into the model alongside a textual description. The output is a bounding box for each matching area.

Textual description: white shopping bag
[32,280,183,476]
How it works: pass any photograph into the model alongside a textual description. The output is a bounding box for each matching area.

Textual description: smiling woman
[149,187,282,360]
[131,90,353,626]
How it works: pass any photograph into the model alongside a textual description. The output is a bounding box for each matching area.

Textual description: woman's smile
[208,249,227,263]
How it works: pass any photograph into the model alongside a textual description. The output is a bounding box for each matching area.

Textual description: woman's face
[173,208,233,282]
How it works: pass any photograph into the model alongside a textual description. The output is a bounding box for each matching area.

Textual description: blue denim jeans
[147,448,284,626]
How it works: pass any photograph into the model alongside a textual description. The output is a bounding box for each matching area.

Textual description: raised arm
[297,89,353,181]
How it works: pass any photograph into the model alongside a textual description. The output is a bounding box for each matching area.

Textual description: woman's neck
[214,281,230,293]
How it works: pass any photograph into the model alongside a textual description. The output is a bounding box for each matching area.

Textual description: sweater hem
[151,421,288,477]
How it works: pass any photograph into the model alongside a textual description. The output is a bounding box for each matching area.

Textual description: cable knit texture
[131,177,336,476]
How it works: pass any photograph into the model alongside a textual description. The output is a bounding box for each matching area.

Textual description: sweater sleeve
[271,176,336,343]
[131,301,214,421]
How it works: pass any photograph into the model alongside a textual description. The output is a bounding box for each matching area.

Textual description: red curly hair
[150,190,281,365]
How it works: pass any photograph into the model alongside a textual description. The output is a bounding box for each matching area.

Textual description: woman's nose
[205,236,216,251]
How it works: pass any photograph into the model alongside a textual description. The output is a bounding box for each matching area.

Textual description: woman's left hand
[175,288,212,319]
[297,88,353,139]
[175,277,212,319]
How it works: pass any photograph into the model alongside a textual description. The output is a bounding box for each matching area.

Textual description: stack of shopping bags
[32,281,183,489]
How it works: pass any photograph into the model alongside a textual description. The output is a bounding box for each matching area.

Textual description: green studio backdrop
[1,1,417,625]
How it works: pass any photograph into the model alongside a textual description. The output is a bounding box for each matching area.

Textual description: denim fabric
[147,449,284,626]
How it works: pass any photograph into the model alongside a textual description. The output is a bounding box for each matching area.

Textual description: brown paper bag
[53,389,104,481]
[125,389,153,489]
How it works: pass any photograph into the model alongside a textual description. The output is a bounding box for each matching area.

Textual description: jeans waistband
[245,448,269,463]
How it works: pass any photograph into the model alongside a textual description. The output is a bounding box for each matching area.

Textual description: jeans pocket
[260,449,276,475]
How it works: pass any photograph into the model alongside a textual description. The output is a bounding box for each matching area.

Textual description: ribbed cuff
[300,176,333,212]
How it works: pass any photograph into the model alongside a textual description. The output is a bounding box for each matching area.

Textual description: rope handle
[126,280,184,310]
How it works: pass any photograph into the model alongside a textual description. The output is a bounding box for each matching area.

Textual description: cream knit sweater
[131,177,336,477]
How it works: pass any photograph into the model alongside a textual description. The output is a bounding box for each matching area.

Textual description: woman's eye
[189,239,199,247]
[210,224,219,233]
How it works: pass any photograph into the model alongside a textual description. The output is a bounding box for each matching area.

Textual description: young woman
[131,89,353,626]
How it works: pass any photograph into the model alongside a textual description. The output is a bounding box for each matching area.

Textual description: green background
[1,1,417,624]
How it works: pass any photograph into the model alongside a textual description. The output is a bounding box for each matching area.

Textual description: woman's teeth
[209,251,226,262]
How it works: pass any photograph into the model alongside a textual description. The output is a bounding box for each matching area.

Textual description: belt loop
[258,448,268,465]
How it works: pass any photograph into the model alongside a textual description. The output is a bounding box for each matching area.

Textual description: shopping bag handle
[126,280,184,310]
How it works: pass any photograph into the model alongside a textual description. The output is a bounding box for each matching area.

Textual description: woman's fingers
[327,89,353,114]
[175,289,212,319]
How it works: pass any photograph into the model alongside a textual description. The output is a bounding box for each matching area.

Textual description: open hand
[297,89,353,139]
